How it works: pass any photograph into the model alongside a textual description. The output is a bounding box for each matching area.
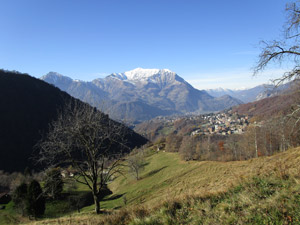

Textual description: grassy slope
[28,146,300,224]
[106,147,300,209]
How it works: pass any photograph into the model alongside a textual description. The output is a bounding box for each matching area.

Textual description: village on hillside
[146,110,250,137]
[190,111,249,136]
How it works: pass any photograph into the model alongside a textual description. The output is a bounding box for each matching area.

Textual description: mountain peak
[44,71,66,78]
[41,72,73,83]
[47,71,63,76]
[123,68,175,80]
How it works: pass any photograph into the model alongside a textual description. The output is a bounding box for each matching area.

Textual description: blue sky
[0,0,288,89]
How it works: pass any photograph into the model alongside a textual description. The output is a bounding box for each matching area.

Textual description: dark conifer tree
[12,183,28,215]
[26,180,45,217]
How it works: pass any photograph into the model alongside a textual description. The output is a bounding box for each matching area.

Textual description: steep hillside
[0,70,147,172]
[0,70,72,172]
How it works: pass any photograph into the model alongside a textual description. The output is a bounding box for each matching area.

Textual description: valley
[1,1,300,223]
[1,68,300,224]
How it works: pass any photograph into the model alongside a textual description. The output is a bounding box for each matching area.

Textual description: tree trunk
[93,192,100,214]
[234,146,237,161]
[136,168,139,180]
[254,127,258,158]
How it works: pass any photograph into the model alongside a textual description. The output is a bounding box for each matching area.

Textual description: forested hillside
[0,70,147,172]
[231,88,299,120]
[0,70,73,172]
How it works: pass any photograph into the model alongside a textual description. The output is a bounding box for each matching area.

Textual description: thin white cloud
[186,68,288,90]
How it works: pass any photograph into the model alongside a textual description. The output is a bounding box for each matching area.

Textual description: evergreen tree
[12,183,27,215]
[26,180,45,218]
[24,167,32,178]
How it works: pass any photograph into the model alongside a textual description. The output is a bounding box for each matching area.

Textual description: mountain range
[206,82,291,103]
[41,68,242,123]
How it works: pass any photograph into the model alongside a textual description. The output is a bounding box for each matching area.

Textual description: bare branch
[254,40,300,76]
[254,2,300,85]
[285,2,300,40]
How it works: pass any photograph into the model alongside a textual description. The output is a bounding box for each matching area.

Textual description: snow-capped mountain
[114,68,174,81]
[41,68,242,123]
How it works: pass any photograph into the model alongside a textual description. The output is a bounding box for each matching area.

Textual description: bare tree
[127,148,145,180]
[43,168,63,200]
[36,102,129,214]
[262,119,276,156]
[179,136,197,161]
[225,134,241,160]
[165,134,183,152]
[254,2,300,85]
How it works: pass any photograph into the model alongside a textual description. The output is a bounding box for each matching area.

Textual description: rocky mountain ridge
[42,68,243,123]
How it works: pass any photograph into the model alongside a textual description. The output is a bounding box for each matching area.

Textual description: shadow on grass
[142,166,167,179]
[143,162,150,167]
[44,191,94,218]
[102,193,125,202]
